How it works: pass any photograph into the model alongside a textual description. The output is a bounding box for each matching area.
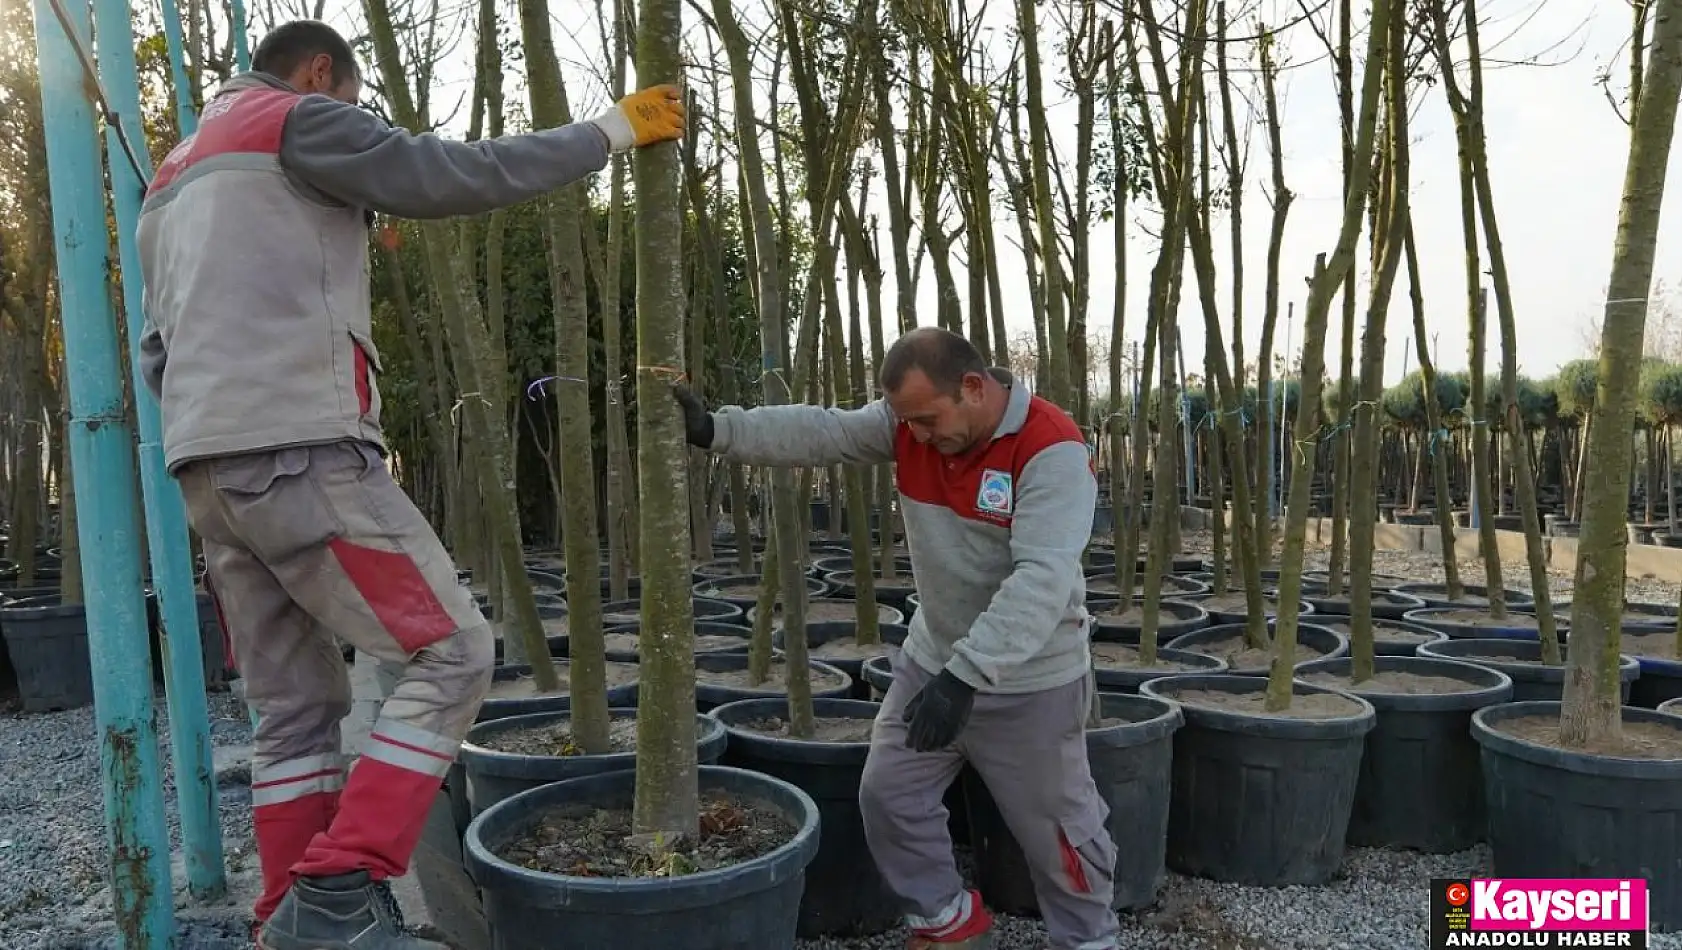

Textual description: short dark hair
[880,326,988,397]
[253,20,359,87]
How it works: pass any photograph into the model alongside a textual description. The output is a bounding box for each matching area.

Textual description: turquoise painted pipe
[229,0,251,70]
[157,0,198,135]
[91,0,228,904]
[29,0,177,944]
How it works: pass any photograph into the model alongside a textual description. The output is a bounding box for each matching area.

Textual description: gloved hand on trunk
[671,383,715,449]
[903,669,976,752]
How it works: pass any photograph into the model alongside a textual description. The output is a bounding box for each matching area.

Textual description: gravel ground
[2,529,1677,949]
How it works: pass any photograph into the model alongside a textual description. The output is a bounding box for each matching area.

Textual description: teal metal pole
[30,0,176,945]
[157,0,197,135]
[230,0,251,70]
[92,0,228,904]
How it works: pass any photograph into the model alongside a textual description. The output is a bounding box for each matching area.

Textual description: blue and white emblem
[977,468,1014,516]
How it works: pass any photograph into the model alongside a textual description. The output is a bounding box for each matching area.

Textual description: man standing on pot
[672,327,1119,950]
[135,19,685,950]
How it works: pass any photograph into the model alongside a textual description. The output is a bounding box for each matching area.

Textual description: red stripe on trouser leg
[202,572,237,675]
[1059,829,1092,894]
[290,755,448,880]
[353,343,371,415]
[325,538,459,653]
[252,790,339,921]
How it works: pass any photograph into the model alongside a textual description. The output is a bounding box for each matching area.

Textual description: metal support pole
[229,0,251,71]
[158,0,198,135]
[92,0,228,903]
[30,0,176,944]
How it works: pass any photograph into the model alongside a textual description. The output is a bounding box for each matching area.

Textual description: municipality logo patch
[977,469,1014,516]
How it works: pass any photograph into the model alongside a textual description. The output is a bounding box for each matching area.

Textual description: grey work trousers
[859,648,1121,949]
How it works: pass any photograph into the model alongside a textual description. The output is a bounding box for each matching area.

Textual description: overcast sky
[288,0,1668,390]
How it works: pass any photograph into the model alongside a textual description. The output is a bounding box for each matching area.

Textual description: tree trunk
[1561,0,1682,748]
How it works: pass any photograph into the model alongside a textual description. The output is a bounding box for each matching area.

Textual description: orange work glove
[588,84,686,152]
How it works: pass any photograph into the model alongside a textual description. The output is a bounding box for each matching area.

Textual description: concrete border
[1173,506,1682,585]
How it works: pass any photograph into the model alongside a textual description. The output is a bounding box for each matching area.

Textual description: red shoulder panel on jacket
[149,88,299,195]
[893,395,1092,528]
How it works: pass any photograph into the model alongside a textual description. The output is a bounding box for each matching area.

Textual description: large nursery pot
[0,595,93,712]
[1297,585,1427,621]
[597,621,760,659]
[1164,620,1348,677]
[710,697,898,938]
[1403,605,1563,642]
[692,573,829,612]
[1088,596,1210,644]
[460,708,729,817]
[1472,701,1682,931]
[1176,592,1316,628]
[1418,639,1640,704]
[1138,673,1376,886]
[463,765,822,950]
[692,651,853,711]
[771,622,908,700]
[413,664,642,947]
[1310,617,1448,657]
[1391,582,1535,611]
[1294,656,1513,852]
[966,691,1184,915]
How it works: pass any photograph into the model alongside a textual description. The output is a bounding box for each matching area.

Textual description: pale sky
[281,0,1666,392]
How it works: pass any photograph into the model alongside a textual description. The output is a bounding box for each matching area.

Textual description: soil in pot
[475,716,641,757]
[497,789,795,877]
[467,768,820,950]
[754,599,903,626]
[712,697,896,937]
[1091,598,1210,645]
[1296,656,1513,852]
[601,623,756,657]
[1165,622,1347,675]
[1138,674,1375,886]
[1090,643,1227,694]
[698,659,851,695]
[486,660,641,702]
[1085,574,1206,597]
[1472,702,1682,931]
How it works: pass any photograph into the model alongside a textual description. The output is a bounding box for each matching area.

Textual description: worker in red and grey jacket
[673,326,1121,950]
[134,20,683,950]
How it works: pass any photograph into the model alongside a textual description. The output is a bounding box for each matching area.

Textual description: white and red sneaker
[904,889,995,949]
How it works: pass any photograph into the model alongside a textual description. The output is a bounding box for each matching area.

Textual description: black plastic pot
[463,766,822,949]
[691,573,830,612]
[600,596,744,627]
[1164,621,1348,676]
[1294,656,1513,852]
[1312,618,1448,657]
[1088,596,1210,644]
[1473,701,1682,931]
[1176,593,1316,628]
[1086,628,1229,694]
[771,622,908,700]
[595,621,760,660]
[1392,582,1535,611]
[747,598,906,630]
[1630,654,1682,710]
[711,697,897,937]
[821,571,917,610]
[0,598,93,712]
[693,652,854,711]
[966,692,1184,915]
[461,708,728,816]
[860,654,893,700]
[1138,673,1375,885]
[1294,586,1427,620]
[478,662,641,722]
[1083,572,1210,605]
[1403,606,1559,642]
[1542,599,1676,633]
[1418,639,1640,704]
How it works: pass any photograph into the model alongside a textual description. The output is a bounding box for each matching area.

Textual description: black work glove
[671,383,715,449]
[903,669,977,752]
